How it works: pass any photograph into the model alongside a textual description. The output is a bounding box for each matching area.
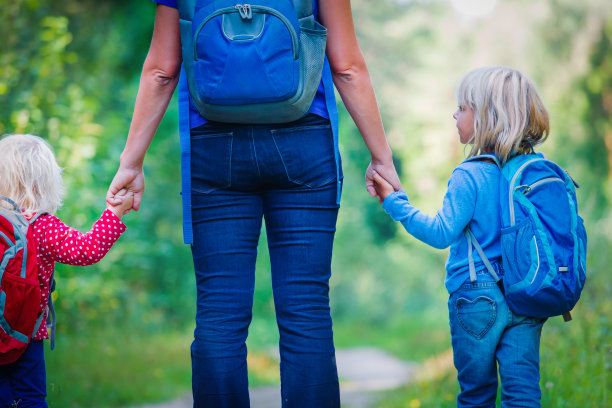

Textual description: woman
[107,1,401,406]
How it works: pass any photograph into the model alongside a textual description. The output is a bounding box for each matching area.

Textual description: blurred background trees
[1,0,610,406]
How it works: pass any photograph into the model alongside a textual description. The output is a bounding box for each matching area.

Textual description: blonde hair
[455,66,550,164]
[0,134,64,216]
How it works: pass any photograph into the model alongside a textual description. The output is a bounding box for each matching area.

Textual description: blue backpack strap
[179,64,194,245]
[321,57,341,204]
[463,154,501,168]
[464,227,500,283]
[0,195,20,211]
[31,309,45,339]
[47,276,57,350]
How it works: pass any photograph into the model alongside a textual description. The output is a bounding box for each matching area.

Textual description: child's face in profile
[453,104,474,144]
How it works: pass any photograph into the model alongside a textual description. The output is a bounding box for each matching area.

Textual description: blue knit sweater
[382,159,502,294]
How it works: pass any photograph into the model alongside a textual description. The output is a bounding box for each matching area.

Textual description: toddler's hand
[107,189,134,220]
[372,171,396,201]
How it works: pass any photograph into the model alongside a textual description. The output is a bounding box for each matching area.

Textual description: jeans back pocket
[455,296,497,339]
[270,118,336,188]
[191,129,233,194]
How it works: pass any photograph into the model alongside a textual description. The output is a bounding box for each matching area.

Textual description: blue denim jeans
[189,114,341,408]
[448,266,546,408]
[0,340,48,408]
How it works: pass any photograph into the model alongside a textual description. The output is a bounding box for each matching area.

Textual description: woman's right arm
[318,0,402,200]
[106,4,182,211]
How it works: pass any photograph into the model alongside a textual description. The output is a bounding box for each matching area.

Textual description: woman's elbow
[329,58,368,84]
[142,59,181,88]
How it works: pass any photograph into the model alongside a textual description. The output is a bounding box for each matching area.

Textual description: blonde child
[373,66,550,407]
[0,134,133,407]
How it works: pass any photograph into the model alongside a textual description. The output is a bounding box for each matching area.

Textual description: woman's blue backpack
[177,0,327,124]
[465,153,587,320]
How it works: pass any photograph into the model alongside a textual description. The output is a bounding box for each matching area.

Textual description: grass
[42,313,449,407]
[333,313,450,363]
[46,329,192,407]
[45,325,280,407]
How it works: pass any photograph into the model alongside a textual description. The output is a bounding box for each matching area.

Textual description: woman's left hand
[366,160,402,203]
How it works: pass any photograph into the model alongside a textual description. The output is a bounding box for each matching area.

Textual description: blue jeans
[0,340,48,408]
[189,114,341,408]
[448,266,545,407]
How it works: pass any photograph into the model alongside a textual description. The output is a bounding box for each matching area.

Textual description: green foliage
[2,0,194,337]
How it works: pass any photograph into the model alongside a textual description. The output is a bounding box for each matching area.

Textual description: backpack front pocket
[0,272,41,344]
[192,1,300,105]
[501,217,546,294]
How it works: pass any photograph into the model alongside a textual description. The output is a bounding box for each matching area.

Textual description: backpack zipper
[193,5,299,61]
[515,177,565,195]
[508,158,541,225]
[529,235,540,284]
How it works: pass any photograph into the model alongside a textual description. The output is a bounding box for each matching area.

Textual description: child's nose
[453,110,458,119]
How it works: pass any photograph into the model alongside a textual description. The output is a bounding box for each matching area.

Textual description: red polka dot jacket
[30,209,127,340]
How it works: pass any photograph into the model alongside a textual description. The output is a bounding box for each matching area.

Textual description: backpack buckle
[235,4,252,20]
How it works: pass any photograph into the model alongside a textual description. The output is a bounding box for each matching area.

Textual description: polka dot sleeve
[35,209,127,266]
[31,210,127,340]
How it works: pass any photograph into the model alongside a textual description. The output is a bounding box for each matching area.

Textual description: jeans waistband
[467,261,504,284]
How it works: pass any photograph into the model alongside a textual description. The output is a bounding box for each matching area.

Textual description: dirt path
[130,347,417,408]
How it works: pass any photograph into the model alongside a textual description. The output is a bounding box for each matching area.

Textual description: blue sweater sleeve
[382,168,477,249]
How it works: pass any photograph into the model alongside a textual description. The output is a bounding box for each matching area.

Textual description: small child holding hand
[373,66,550,407]
[0,134,133,407]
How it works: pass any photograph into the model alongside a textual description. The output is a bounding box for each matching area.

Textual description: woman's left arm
[318,0,401,200]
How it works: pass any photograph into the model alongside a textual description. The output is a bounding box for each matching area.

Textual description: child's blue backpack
[177,0,327,124]
[465,153,587,321]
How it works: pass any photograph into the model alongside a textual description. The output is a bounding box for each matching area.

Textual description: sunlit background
[1,0,611,406]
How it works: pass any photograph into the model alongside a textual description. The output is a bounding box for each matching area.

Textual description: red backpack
[0,196,44,365]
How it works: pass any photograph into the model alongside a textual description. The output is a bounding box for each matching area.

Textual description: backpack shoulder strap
[177,0,195,20]
[0,195,20,211]
[463,154,501,168]
[464,227,500,283]
[178,64,194,245]
[294,0,313,20]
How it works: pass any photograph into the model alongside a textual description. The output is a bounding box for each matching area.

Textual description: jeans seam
[250,131,262,178]
[270,124,331,134]
[271,131,290,183]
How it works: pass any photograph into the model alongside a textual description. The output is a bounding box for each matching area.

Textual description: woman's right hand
[106,165,145,212]
[104,5,180,213]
